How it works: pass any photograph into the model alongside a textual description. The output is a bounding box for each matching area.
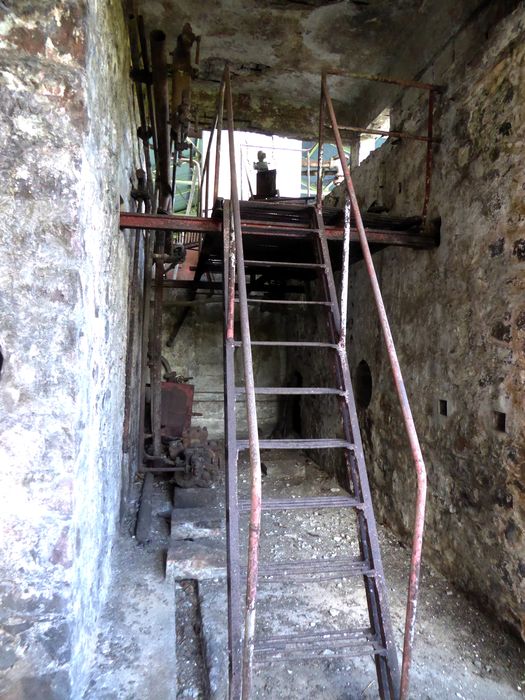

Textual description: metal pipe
[150,30,171,209]
[225,65,263,700]
[118,213,438,249]
[223,199,243,698]
[171,147,178,212]
[322,74,427,700]
[316,86,325,209]
[138,229,153,463]
[326,123,439,144]
[186,159,201,215]
[199,112,219,217]
[213,81,226,205]
[205,141,211,216]
[324,67,443,92]
[138,16,158,161]
[127,14,153,193]
[307,148,311,197]
[150,229,165,457]
[339,194,350,348]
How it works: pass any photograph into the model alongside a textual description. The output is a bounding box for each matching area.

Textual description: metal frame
[322,69,442,222]
[119,213,437,252]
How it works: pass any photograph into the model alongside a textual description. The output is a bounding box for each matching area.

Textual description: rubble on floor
[87,453,524,699]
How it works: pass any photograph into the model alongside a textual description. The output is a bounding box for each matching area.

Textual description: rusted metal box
[161,382,194,438]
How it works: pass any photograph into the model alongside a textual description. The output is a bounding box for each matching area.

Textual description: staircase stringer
[313,206,401,697]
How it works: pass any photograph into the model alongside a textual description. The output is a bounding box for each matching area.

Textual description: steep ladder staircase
[223,198,401,699]
[217,64,426,700]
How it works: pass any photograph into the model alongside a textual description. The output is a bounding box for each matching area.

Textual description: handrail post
[339,193,351,347]
[322,73,427,700]
[316,81,325,210]
[199,110,219,217]
[224,65,263,700]
[214,81,225,205]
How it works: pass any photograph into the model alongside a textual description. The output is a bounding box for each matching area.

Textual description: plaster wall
[345,5,525,639]
[0,0,139,695]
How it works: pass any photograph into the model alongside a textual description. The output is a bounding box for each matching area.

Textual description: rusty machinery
[147,362,220,489]
[126,11,217,491]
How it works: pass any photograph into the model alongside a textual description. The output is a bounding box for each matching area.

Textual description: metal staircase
[224,198,401,699]
[221,66,427,700]
[122,22,431,697]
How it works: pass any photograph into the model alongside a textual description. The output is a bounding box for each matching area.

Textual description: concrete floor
[87,454,525,699]
[84,481,176,700]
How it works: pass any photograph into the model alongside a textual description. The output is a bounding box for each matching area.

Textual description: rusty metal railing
[319,71,430,700]
[199,80,226,217]
[222,64,263,700]
[322,69,442,223]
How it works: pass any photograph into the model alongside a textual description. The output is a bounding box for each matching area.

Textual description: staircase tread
[252,557,375,581]
[237,438,354,450]
[257,626,375,646]
[238,495,362,511]
[253,627,386,661]
[243,259,324,268]
[233,340,337,348]
[235,298,332,305]
[235,386,344,396]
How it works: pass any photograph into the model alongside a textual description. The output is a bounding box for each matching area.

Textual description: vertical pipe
[307,147,311,199]
[205,144,211,216]
[322,74,427,700]
[122,208,142,456]
[138,16,158,163]
[199,114,218,217]
[316,83,325,210]
[171,147,178,212]
[138,231,153,463]
[223,200,242,698]
[150,231,165,457]
[339,194,351,348]
[149,30,171,456]
[127,14,153,194]
[214,82,225,205]
[150,29,171,210]
[224,66,262,700]
[421,90,435,224]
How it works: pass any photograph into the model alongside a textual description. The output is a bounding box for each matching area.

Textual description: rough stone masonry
[346,3,525,641]
[290,1,525,645]
[0,1,139,696]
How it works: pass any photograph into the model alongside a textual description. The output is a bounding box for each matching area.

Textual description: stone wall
[343,4,524,640]
[163,300,290,439]
[0,1,139,696]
